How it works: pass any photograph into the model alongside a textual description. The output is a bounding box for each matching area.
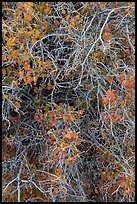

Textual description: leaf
[52,147,59,153]
[95,188,99,194]
[107,174,113,180]
[54,188,59,196]
[44,7,51,15]
[61,9,66,14]
[65,14,70,20]
[106,90,116,101]
[102,97,109,105]
[104,24,110,32]
[78,110,83,115]
[35,30,40,38]
[60,142,69,148]
[24,76,33,85]
[75,14,80,20]
[70,21,76,28]
[128,2,134,6]
[99,2,107,7]
[58,185,63,192]
[4,94,9,99]
[55,169,63,176]
[2,190,9,195]
[65,157,75,165]
[15,102,21,109]
[24,63,30,71]
[50,120,58,126]
[102,117,107,122]
[106,76,114,83]
[128,81,134,89]
[54,20,59,26]
[2,68,6,75]
[71,132,79,140]
[120,182,126,188]
[33,75,38,85]
[119,74,125,83]
[19,70,24,78]
[101,172,107,181]
[66,131,71,139]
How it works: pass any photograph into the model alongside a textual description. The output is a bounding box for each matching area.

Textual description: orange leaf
[24,76,33,85]
[61,150,67,156]
[128,81,134,89]
[128,2,134,6]
[54,20,59,26]
[19,70,24,78]
[55,169,63,176]
[52,147,59,153]
[24,63,30,71]
[71,132,79,140]
[66,131,71,139]
[78,110,83,115]
[119,74,125,83]
[99,2,107,7]
[65,157,75,165]
[13,81,19,86]
[44,7,51,15]
[106,76,114,83]
[58,185,63,192]
[120,182,126,188]
[106,90,116,101]
[105,24,110,32]
[53,188,59,196]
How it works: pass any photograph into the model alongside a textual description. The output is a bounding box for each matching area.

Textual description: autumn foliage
[2,2,135,202]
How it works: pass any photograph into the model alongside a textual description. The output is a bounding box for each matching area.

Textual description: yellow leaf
[70,21,76,28]
[33,75,38,85]
[95,188,99,194]
[75,14,80,20]
[65,14,70,20]
[4,94,9,99]
[2,69,6,75]
[62,9,66,14]
[35,30,40,38]
[2,190,9,195]
[15,102,21,109]
[59,176,67,183]
[61,20,66,25]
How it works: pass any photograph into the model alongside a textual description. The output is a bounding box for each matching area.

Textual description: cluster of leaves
[2,2,135,202]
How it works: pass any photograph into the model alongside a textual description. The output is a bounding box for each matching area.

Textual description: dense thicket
[2,2,135,202]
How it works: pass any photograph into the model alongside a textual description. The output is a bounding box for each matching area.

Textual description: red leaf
[103,97,109,105]
[50,120,58,126]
